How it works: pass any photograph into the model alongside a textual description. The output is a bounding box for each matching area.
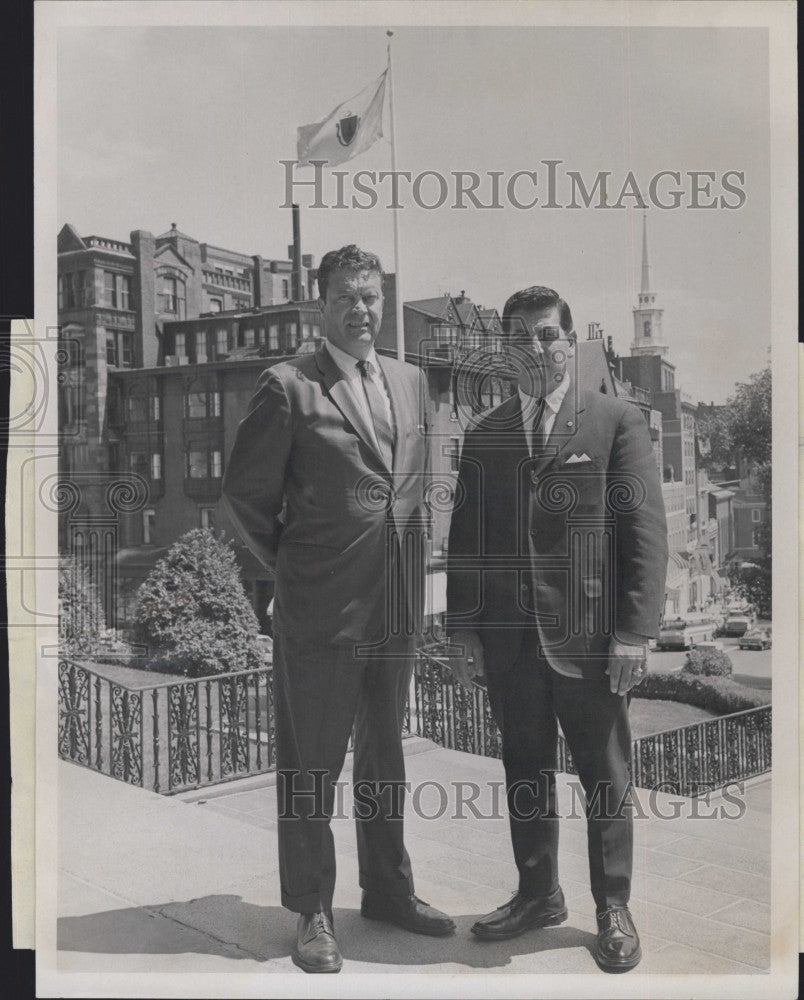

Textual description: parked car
[656,615,718,651]
[738,629,772,650]
[722,613,755,637]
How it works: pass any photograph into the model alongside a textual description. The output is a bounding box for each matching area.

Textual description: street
[649,625,772,691]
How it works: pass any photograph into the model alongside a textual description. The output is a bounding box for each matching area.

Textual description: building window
[751,508,761,523]
[106,331,134,368]
[449,437,460,472]
[433,324,456,345]
[126,395,148,422]
[209,298,222,313]
[159,275,186,317]
[200,507,215,530]
[129,452,148,477]
[282,279,290,299]
[59,271,88,309]
[174,332,186,358]
[258,327,266,344]
[216,328,228,356]
[244,327,255,347]
[287,322,298,348]
[302,323,311,340]
[269,325,279,350]
[150,453,162,480]
[143,508,156,545]
[149,395,161,421]
[186,450,207,478]
[185,387,221,418]
[185,449,222,479]
[194,331,207,359]
[751,528,761,548]
[186,390,207,418]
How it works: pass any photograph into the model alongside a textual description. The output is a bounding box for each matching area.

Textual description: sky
[57,24,771,404]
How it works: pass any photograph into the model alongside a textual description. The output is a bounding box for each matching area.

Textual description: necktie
[357,359,395,470]
[530,397,547,459]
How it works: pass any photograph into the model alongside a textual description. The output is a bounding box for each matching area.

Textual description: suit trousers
[484,629,633,911]
[273,630,415,914]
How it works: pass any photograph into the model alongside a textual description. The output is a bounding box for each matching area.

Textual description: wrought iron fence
[58,660,276,794]
[412,649,771,798]
[59,650,770,800]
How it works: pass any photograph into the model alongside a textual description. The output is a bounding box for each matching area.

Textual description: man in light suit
[446,285,668,972]
[221,245,454,974]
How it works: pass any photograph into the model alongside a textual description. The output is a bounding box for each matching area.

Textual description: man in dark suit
[221,245,454,973]
[446,285,668,972]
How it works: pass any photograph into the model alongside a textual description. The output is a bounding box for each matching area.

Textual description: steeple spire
[631,210,667,357]
[640,210,652,294]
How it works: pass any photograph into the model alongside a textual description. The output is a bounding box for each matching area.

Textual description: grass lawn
[629,698,717,739]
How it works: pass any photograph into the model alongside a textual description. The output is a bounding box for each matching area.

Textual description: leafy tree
[728,366,771,468]
[696,405,734,470]
[133,528,263,677]
[703,366,771,618]
[59,556,106,658]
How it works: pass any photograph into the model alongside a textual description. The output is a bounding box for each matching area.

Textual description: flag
[297,69,387,168]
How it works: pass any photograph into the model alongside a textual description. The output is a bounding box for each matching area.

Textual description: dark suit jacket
[221,345,431,646]
[446,383,668,678]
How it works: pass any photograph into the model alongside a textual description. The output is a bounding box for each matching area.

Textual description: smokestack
[291,204,302,301]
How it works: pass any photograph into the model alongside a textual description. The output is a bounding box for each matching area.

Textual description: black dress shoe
[595,906,642,972]
[471,887,567,940]
[292,911,342,974]
[361,891,456,936]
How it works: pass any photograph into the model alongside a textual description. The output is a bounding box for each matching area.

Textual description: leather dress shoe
[471,887,567,940]
[292,911,342,973]
[361,891,456,936]
[595,905,642,972]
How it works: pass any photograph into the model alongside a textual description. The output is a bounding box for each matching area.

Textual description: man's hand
[606,635,649,696]
[446,630,484,688]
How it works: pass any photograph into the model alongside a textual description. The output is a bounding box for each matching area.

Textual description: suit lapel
[530,380,585,478]
[376,356,407,477]
[315,345,389,472]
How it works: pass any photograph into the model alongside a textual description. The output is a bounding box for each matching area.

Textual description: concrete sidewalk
[57,739,770,978]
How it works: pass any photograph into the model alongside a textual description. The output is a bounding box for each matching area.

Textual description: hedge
[632,670,768,715]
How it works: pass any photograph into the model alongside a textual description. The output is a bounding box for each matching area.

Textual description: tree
[724,365,772,617]
[696,405,734,470]
[728,367,771,468]
[59,556,106,658]
[133,528,263,677]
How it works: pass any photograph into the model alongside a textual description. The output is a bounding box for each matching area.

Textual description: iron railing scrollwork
[412,649,771,798]
[58,651,770,800]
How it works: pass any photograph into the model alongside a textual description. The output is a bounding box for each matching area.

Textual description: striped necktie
[530,397,547,459]
[357,358,394,470]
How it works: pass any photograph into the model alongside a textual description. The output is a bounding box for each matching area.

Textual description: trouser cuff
[359,871,414,898]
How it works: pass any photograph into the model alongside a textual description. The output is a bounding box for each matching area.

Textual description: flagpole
[386,31,405,362]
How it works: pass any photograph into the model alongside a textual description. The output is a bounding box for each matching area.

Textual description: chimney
[291,204,302,302]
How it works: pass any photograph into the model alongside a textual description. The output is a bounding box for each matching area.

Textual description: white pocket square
[565,453,591,464]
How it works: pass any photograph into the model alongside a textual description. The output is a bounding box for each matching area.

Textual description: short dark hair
[501,285,574,337]
[317,245,384,301]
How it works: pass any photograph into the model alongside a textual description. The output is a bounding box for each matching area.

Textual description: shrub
[59,556,106,658]
[132,529,262,677]
[632,671,768,715]
[682,648,733,677]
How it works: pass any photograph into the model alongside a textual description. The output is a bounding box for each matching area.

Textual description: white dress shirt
[518,373,571,456]
[325,340,394,452]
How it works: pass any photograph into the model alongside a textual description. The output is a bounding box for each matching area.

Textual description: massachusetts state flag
[297,69,387,168]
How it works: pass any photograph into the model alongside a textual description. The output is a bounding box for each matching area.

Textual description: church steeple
[640,210,652,295]
[631,211,667,357]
